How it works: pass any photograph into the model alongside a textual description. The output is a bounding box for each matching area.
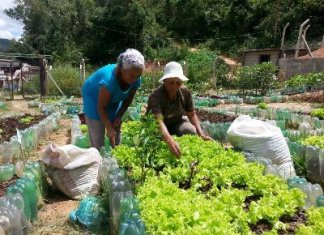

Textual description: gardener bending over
[82,49,145,150]
[147,61,212,157]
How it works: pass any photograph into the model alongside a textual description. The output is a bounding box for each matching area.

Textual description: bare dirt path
[0,98,83,234]
[30,117,81,235]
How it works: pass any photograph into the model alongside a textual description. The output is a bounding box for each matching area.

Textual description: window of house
[259,54,271,63]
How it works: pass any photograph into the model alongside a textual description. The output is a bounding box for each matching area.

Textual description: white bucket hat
[159,61,189,83]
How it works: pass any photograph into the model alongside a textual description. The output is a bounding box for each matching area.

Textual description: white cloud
[0,0,24,40]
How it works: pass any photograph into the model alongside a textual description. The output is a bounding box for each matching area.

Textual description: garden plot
[109,117,324,234]
[0,114,46,143]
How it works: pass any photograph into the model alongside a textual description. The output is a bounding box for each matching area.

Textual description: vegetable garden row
[0,95,323,234]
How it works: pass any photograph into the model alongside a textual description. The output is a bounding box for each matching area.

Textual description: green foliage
[113,114,163,184]
[19,116,34,124]
[285,72,324,88]
[23,74,40,95]
[80,124,88,134]
[48,65,81,97]
[132,135,311,234]
[291,154,307,177]
[6,0,324,63]
[257,102,269,110]
[296,208,324,234]
[185,50,217,91]
[112,118,324,233]
[236,62,277,95]
[300,136,324,149]
[310,108,324,120]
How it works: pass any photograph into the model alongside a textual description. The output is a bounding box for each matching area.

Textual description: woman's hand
[166,138,181,158]
[106,127,116,148]
[113,116,122,128]
[200,134,213,141]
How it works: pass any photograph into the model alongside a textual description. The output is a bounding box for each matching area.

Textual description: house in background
[242,48,282,66]
[241,47,324,80]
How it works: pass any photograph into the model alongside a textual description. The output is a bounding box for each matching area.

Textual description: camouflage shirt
[147,85,194,126]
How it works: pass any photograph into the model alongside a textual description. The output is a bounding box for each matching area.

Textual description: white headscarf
[117,48,145,70]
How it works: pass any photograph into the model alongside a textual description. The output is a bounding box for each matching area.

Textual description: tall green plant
[236,62,277,95]
[185,50,217,91]
[48,65,80,96]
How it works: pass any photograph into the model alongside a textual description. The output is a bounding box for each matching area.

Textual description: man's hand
[166,138,181,158]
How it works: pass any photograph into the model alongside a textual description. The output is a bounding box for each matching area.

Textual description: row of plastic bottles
[287,176,324,208]
[193,97,220,107]
[39,96,76,115]
[119,196,145,235]
[0,194,29,235]
[0,113,60,164]
[243,153,324,208]
[243,153,295,181]
[200,121,231,142]
[0,161,44,234]
[98,152,146,235]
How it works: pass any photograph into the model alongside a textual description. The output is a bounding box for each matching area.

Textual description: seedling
[19,116,34,124]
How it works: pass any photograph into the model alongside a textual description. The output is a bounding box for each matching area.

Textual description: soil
[195,109,236,123]
[243,195,262,211]
[249,209,308,234]
[0,114,46,143]
[0,175,18,197]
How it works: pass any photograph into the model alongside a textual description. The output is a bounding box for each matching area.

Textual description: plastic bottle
[0,215,10,234]
[75,196,106,230]
[15,161,24,178]
[120,219,141,235]
[316,195,324,207]
[0,164,15,182]
[305,146,320,182]
[309,184,323,207]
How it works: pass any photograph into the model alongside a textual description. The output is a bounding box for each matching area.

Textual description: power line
[0,53,52,59]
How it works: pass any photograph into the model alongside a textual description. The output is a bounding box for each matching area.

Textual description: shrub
[185,50,217,91]
[285,72,324,88]
[310,108,324,120]
[236,62,277,95]
[257,102,268,110]
[47,65,81,97]
[300,136,324,149]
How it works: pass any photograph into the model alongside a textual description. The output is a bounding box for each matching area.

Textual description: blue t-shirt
[82,64,141,121]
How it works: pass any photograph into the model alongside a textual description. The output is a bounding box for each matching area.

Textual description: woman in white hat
[147,61,212,157]
[82,48,145,150]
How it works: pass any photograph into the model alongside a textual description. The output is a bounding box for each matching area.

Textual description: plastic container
[305,146,321,183]
[15,161,24,178]
[120,219,145,235]
[73,196,107,229]
[309,184,323,207]
[75,135,91,149]
[316,195,324,207]
[0,164,15,182]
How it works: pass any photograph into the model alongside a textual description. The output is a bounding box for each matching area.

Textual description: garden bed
[0,113,46,143]
[195,109,236,123]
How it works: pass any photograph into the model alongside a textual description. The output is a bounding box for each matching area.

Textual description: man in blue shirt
[82,49,144,150]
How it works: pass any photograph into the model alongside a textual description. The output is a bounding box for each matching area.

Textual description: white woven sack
[40,143,100,170]
[227,115,295,179]
[47,163,100,199]
[40,144,101,199]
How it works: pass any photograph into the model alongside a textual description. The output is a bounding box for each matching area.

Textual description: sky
[0,0,24,40]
